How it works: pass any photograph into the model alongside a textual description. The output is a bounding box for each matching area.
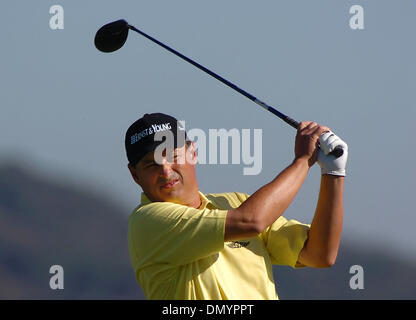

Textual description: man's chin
[157,189,184,204]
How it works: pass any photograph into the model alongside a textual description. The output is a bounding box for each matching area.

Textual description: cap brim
[129,135,187,167]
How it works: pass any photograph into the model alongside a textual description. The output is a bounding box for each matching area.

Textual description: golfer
[126,113,347,300]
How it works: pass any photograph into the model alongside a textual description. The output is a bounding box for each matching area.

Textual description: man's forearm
[225,122,347,242]
[298,175,344,267]
[238,158,310,231]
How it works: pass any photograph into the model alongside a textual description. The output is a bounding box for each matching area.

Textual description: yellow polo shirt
[127,191,310,300]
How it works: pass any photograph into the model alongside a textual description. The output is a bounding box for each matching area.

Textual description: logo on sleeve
[226,241,250,248]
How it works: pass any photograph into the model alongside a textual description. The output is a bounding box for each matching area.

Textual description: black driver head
[94,19,130,53]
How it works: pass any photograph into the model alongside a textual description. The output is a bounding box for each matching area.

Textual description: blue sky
[1,1,415,260]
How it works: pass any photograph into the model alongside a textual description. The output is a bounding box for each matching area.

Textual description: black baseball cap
[125,113,188,167]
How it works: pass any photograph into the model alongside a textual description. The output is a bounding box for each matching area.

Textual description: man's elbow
[314,253,338,268]
[303,251,338,268]
[252,218,267,235]
[299,243,340,268]
[225,210,266,241]
[317,260,335,268]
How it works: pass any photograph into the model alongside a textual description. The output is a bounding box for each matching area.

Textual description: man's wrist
[322,174,345,181]
[292,156,311,170]
[322,171,346,177]
[321,174,345,193]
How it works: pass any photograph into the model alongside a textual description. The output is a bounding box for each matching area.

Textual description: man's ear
[187,141,198,165]
[128,163,141,185]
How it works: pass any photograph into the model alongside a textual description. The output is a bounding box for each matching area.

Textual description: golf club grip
[268,104,343,158]
[330,148,344,158]
[267,106,299,129]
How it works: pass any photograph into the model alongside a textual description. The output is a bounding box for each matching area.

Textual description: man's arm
[297,175,344,268]
[225,121,330,242]
[224,157,309,241]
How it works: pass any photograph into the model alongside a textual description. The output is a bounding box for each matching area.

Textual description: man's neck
[186,192,202,209]
[143,190,202,208]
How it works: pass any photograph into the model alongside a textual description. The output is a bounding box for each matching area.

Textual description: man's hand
[294,121,330,167]
[317,131,348,176]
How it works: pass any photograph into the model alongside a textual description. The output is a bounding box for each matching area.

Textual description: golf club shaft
[128,24,299,129]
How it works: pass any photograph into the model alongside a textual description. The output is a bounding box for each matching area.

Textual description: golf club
[94,19,343,158]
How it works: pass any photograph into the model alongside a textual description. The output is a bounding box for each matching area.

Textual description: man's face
[129,142,199,205]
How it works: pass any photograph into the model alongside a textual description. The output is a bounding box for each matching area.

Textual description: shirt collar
[198,192,213,209]
[140,191,215,209]
[140,193,152,206]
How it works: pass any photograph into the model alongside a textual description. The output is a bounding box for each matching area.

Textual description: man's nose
[159,159,173,177]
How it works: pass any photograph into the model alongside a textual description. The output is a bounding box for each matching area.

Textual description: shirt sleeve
[260,216,310,268]
[128,202,227,268]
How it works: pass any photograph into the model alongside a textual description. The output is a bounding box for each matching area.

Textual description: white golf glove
[317,131,348,176]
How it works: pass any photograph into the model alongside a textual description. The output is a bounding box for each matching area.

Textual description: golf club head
[94,19,130,53]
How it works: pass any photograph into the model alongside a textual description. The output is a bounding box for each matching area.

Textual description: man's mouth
[160,179,180,189]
